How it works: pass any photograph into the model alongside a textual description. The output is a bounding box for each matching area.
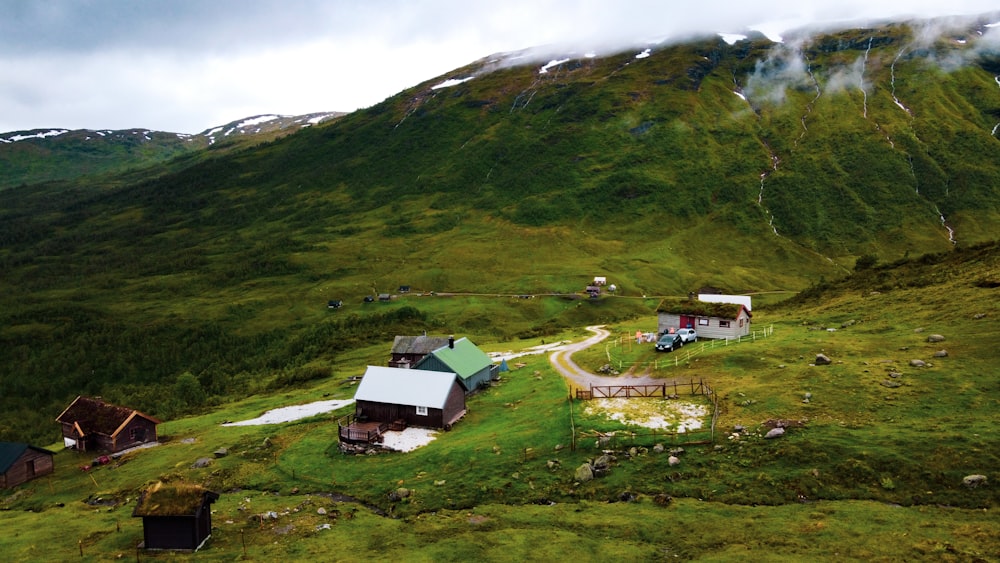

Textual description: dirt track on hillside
[549,325,669,389]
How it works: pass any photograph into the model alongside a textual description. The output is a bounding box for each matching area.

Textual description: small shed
[0,442,55,489]
[414,336,498,394]
[388,334,452,369]
[133,482,219,551]
[593,276,607,286]
[353,366,466,430]
[378,293,393,302]
[56,396,160,454]
[656,299,752,340]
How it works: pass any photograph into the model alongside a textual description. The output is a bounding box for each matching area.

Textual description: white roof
[698,294,752,311]
[354,366,457,409]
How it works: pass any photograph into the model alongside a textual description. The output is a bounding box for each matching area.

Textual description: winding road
[549,325,668,389]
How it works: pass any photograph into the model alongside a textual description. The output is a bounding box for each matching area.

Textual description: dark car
[655,333,683,352]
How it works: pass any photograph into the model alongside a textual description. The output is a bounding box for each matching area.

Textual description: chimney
[448,335,455,349]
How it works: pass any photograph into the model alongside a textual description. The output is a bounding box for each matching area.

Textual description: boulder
[815,354,832,365]
[652,443,665,453]
[668,456,681,467]
[191,457,212,468]
[909,359,927,368]
[926,334,945,343]
[317,507,327,515]
[213,447,229,458]
[933,350,948,358]
[963,475,988,489]
[575,463,594,482]
[764,427,785,439]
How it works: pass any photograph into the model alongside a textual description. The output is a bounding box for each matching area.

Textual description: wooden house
[0,442,54,489]
[345,366,466,440]
[56,396,160,454]
[656,299,752,340]
[133,482,219,551]
[414,336,498,394]
[388,334,451,368]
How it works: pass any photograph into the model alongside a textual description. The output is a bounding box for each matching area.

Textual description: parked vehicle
[655,332,683,352]
[676,328,698,343]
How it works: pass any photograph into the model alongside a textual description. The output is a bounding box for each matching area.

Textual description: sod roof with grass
[655,299,750,319]
[132,482,219,517]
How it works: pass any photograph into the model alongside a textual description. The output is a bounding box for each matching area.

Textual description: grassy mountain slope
[2,240,997,561]
[1,16,1000,447]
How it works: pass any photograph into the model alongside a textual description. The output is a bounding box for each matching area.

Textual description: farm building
[56,396,160,454]
[388,334,452,368]
[656,299,752,340]
[343,366,466,443]
[0,442,54,489]
[133,482,219,551]
[414,336,498,393]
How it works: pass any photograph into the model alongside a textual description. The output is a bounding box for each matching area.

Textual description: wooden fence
[569,378,720,451]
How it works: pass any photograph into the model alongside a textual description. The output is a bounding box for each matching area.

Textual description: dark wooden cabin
[0,442,55,489]
[388,334,451,368]
[341,366,466,443]
[56,396,160,454]
[133,482,220,551]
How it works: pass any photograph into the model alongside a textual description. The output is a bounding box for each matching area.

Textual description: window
[415,406,428,416]
[739,318,744,327]
[719,320,731,328]
[698,318,709,326]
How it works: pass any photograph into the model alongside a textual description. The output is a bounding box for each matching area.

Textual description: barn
[656,299,752,340]
[133,482,219,551]
[0,442,55,489]
[388,334,452,368]
[352,366,466,431]
[56,396,160,454]
[414,336,497,394]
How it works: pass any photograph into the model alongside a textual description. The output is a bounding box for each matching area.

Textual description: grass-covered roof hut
[133,482,219,551]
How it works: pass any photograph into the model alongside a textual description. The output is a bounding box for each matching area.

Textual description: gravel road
[549,325,670,389]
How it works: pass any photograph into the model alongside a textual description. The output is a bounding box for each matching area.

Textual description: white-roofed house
[339,366,466,444]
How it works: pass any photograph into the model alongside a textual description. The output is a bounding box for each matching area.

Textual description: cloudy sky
[2,0,998,134]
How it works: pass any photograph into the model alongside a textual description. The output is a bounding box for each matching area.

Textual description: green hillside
[1,16,1000,450]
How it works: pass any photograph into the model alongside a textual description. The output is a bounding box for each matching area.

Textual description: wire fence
[605,325,775,372]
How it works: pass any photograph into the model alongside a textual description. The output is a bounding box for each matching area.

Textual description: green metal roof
[425,337,491,381]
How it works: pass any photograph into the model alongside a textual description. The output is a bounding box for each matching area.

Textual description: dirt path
[549,325,668,389]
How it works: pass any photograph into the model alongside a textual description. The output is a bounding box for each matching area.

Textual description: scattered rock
[909,359,927,368]
[213,447,228,458]
[888,371,901,378]
[881,380,902,388]
[933,350,948,358]
[575,463,594,482]
[653,493,672,506]
[181,438,197,444]
[926,334,945,343]
[841,320,856,328]
[317,507,327,515]
[191,457,212,469]
[669,447,685,456]
[815,354,832,365]
[778,364,786,369]
[973,313,986,319]
[668,456,681,467]
[290,487,299,495]
[733,425,745,433]
[387,488,411,502]
[618,491,637,503]
[963,475,988,489]
[553,444,564,451]
[434,479,447,486]
[652,444,665,453]
[262,437,272,448]
[764,427,785,439]
[546,460,561,470]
